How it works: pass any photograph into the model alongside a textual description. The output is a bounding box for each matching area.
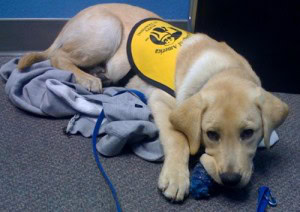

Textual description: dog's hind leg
[149,89,190,202]
[50,49,103,93]
[20,7,123,93]
[50,9,123,92]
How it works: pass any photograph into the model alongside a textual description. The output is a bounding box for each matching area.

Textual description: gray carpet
[0,56,299,211]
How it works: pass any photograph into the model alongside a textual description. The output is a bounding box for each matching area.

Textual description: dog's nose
[220,172,242,186]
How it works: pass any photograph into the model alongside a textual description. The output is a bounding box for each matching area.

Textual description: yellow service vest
[127,18,192,96]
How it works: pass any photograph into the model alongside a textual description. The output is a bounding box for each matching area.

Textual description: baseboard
[0,19,189,56]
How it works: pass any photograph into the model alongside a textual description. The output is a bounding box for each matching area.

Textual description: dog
[18,4,289,202]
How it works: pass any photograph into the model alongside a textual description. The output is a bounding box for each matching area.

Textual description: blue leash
[256,186,277,212]
[92,89,147,212]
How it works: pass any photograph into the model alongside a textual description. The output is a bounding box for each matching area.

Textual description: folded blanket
[0,58,163,161]
[0,58,277,162]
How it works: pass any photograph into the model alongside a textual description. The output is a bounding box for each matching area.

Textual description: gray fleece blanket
[0,58,163,161]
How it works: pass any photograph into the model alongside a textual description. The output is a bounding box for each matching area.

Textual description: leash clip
[257,186,277,212]
[264,190,277,207]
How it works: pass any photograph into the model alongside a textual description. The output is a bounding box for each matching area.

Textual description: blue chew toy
[190,162,217,199]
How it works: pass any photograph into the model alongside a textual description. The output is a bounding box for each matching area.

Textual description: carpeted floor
[0,56,299,211]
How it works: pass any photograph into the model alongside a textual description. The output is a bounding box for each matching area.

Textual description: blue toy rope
[92,89,147,212]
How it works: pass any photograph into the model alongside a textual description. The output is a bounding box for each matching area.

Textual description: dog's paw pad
[158,163,190,202]
[76,76,102,93]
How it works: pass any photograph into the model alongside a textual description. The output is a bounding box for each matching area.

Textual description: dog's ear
[255,88,289,148]
[169,93,206,155]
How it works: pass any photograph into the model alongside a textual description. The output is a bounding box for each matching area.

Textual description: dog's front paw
[76,75,102,93]
[158,161,190,202]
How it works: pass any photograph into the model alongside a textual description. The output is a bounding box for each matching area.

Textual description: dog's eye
[207,131,220,141]
[240,129,254,140]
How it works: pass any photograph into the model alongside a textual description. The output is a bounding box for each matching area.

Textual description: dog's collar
[117,69,136,87]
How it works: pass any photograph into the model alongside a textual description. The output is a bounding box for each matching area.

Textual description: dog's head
[170,79,288,187]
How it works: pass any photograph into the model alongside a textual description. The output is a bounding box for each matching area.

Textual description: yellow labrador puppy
[18,4,289,201]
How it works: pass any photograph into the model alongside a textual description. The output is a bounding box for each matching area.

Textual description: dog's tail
[17,50,49,70]
[17,36,62,70]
